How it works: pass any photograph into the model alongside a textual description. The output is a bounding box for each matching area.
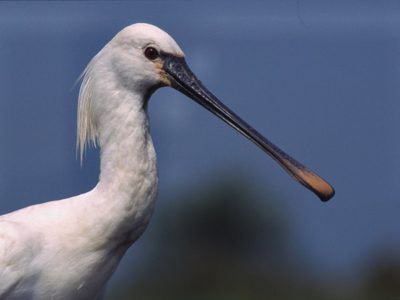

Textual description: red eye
[144,47,159,60]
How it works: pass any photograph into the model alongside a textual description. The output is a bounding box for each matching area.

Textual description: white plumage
[0,23,174,300]
[0,23,334,300]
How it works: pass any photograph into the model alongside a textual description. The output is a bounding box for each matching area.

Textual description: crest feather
[77,57,99,163]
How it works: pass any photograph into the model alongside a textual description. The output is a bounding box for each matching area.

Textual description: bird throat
[94,88,158,245]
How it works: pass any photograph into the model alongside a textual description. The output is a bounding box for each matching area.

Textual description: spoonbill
[0,23,334,299]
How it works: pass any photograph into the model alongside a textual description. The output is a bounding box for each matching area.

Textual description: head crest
[77,56,99,163]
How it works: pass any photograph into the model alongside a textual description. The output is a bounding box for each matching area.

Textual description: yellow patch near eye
[156,62,172,86]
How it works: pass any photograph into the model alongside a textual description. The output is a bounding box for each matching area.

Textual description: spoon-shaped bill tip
[292,168,335,202]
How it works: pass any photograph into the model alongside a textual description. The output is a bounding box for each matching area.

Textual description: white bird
[0,23,334,299]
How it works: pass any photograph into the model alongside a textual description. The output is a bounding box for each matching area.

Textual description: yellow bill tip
[296,169,335,202]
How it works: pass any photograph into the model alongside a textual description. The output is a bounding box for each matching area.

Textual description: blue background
[1,1,400,298]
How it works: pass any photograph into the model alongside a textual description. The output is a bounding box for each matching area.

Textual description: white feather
[77,58,99,163]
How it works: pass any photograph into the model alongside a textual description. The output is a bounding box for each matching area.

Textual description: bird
[0,23,334,299]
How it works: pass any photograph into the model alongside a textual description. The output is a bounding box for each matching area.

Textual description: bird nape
[0,23,334,300]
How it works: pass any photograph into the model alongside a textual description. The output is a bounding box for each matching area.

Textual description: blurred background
[1,1,400,299]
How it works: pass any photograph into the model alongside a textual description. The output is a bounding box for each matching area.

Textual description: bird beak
[163,55,335,201]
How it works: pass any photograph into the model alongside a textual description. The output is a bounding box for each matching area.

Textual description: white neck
[82,68,158,247]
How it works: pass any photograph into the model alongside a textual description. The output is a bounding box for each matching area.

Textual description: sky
[1,0,400,293]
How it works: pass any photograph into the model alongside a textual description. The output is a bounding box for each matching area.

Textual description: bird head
[103,23,184,94]
[79,23,334,201]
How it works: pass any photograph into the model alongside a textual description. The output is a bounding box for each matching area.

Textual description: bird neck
[92,81,158,244]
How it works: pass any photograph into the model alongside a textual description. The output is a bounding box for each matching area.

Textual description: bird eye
[144,47,159,60]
